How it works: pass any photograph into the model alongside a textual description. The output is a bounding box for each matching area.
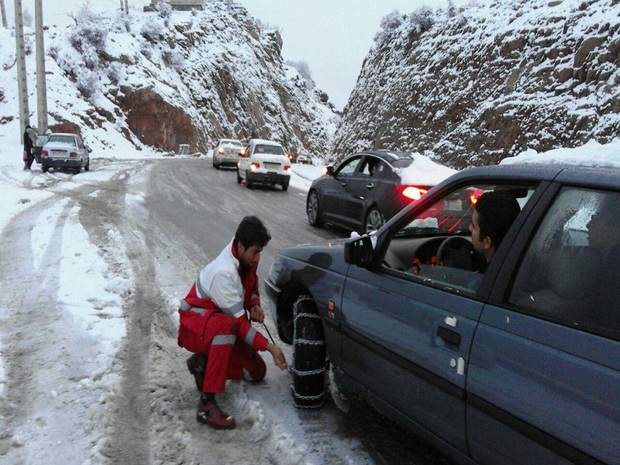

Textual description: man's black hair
[475,191,521,249]
[233,216,271,249]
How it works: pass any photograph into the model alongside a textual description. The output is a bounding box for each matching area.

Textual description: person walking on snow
[177,216,288,429]
[23,124,37,171]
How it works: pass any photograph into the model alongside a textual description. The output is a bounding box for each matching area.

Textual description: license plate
[51,150,67,157]
[264,162,279,171]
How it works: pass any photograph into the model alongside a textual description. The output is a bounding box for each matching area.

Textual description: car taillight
[70,151,78,158]
[468,188,484,205]
[250,162,260,170]
[41,150,48,157]
[218,148,224,154]
[401,186,428,201]
[284,165,292,172]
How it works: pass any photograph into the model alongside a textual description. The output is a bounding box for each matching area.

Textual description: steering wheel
[436,236,482,270]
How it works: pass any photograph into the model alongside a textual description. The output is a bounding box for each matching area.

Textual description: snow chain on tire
[291,295,326,409]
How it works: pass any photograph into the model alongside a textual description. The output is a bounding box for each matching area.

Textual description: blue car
[265,163,619,465]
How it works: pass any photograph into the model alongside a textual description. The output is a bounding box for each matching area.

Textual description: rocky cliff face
[333,0,620,168]
[0,1,339,155]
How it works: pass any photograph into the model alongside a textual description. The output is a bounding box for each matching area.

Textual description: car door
[338,181,524,455]
[321,155,363,229]
[467,186,620,465]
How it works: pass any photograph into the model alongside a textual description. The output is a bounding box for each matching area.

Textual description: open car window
[382,182,537,296]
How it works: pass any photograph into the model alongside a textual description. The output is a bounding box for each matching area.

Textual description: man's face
[470,209,492,261]
[237,243,263,271]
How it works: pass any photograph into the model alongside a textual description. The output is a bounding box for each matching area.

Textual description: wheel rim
[307,193,319,223]
[365,208,383,233]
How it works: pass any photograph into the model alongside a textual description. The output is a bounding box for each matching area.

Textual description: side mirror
[325,165,334,176]
[344,235,374,267]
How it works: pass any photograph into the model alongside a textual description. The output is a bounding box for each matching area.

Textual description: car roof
[438,163,620,191]
[249,138,282,147]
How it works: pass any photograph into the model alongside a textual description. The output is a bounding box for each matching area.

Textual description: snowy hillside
[333,0,620,167]
[0,1,340,157]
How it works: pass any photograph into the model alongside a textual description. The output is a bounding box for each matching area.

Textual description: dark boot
[196,399,236,429]
[186,353,206,392]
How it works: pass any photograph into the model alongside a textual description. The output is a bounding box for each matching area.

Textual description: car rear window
[48,135,75,145]
[255,144,284,155]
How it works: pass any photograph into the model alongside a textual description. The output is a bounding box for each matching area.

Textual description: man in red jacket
[177,216,287,429]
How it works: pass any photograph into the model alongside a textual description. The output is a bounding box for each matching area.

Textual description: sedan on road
[213,138,243,169]
[265,163,620,465]
[41,133,90,174]
[306,150,456,234]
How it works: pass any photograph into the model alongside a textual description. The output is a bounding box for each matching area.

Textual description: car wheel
[214,159,220,169]
[42,166,48,173]
[282,182,289,191]
[74,166,81,174]
[364,207,384,233]
[236,168,242,184]
[246,173,253,189]
[292,295,326,409]
[306,190,323,227]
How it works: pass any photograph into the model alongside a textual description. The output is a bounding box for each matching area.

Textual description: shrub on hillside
[69,5,108,53]
[374,11,404,43]
[409,6,436,33]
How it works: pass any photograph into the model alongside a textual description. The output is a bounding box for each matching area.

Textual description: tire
[306,190,323,227]
[246,173,253,189]
[282,182,289,191]
[236,168,242,184]
[74,166,81,174]
[291,295,326,409]
[364,207,384,234]
[42,166,48,173]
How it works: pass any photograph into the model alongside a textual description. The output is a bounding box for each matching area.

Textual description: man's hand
[249,305,264,323]
[266,343,288,370]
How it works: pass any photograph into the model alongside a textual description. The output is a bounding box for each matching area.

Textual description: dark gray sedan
[266,163,619,465]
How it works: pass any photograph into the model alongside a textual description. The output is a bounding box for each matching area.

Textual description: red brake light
[401,186,428,201]
[250,162,260,170]
[41,150,48,157]
[469,188,484,205]
[218,148,224,154]
[284,165,292,172]
[70,151,78,158]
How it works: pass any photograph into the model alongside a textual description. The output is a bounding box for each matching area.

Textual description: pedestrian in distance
[177,216,288,429]
[23,124,37,171]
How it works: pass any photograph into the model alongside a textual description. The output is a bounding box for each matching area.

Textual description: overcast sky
[3,0,473,109]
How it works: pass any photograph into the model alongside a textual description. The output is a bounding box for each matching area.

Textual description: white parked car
[237,139,291,191]
[41,133,91,174]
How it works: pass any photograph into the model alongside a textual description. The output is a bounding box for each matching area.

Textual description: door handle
[366,183,375,189]
[437,326,461,349]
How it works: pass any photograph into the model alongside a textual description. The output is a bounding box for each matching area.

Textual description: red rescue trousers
[178,312,267,393]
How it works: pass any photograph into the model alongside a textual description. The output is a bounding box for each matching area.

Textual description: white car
[212,138,243,169]
[237,139,291,191]
[41,133,91,174]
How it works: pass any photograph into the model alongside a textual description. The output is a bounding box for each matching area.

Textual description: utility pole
[35,0,47,133]
[14,0,30,142]
[125,0,129,13]
[1,0,8,29]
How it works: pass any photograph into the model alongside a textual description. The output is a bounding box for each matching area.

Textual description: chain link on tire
[291,295,326,408]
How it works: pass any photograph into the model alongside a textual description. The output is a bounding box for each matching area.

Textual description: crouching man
[177,216,288,429]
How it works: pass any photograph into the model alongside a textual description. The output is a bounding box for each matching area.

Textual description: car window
[360,157,388,178]
[382,183,537,296]
[336,156,362,177]
[48,135,76,145]
[508,188,620,339]
[254,144,284,155]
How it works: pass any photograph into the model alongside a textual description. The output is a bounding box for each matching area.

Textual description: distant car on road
[212,138,243,169]
[41,133,91,174]
[306,150,456,234]
[265,163,620,465]
[237,139,291,191]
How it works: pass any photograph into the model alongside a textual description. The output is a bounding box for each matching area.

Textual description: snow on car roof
[500,138,620,168]
[397,152,457,186]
